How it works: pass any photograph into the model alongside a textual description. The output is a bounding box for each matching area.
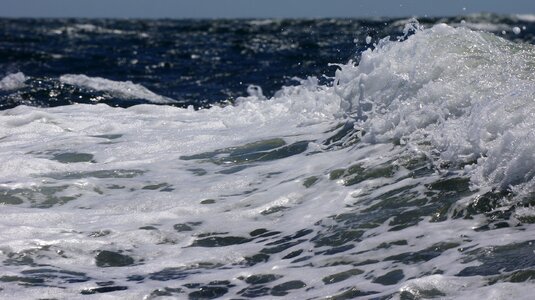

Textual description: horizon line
[0,12,526,21]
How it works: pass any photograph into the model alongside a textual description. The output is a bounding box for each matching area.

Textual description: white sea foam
[0,72,27,91]
[59,74,176,104]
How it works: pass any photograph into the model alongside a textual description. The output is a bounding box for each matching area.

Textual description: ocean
[1,14,535,299]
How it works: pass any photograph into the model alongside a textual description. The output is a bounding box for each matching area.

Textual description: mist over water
[1,15,535,299]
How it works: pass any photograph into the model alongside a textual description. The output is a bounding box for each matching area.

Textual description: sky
[1,0,535,19]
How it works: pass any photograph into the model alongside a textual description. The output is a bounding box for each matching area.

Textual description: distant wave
[516,14,535,22]
[59,74,176,104]
[0,72,26,91]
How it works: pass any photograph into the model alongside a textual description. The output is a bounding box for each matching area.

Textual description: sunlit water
[1,15,535,299]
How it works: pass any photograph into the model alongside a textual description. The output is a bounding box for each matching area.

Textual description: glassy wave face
[1,15,535,299]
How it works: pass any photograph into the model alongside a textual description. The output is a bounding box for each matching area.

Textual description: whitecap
[515,14,535,22]
[0,72,27,91]
[59,74,176,104]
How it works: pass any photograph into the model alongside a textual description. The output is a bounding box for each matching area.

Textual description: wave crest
[332,23,535,191]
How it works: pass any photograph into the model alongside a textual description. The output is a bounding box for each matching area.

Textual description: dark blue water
[1,15,534,110]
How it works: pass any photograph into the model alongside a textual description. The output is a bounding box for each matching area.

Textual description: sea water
[1,15,535,299]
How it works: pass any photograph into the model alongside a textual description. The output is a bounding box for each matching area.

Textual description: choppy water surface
[1,15,535,299]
